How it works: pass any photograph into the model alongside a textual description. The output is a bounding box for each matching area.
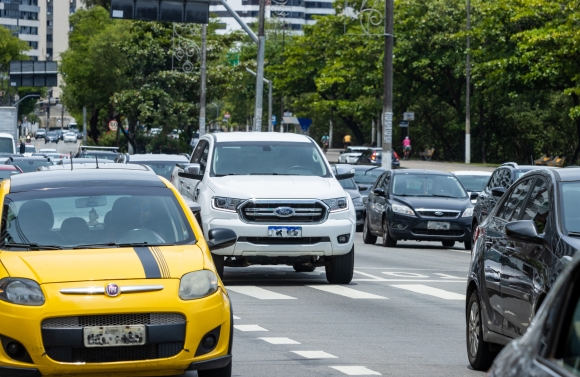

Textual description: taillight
[394,151,399,159]
[371,154,376,161]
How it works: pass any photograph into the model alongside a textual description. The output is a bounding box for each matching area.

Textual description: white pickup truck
[171,132,356,284]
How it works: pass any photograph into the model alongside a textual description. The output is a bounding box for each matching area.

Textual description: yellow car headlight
[0,278,45,306]
[179,270,218,300]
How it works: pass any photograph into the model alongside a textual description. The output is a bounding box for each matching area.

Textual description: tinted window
[1,187,194,248]
[381,172,391,191]
[12,160,52,173]
[128,161,181,180]
[190,139,209,173]
[0,138,13,154]
[561,182,580,234]
[0,170,19,179]
[456,175,490,192]
[353,168,384,184]
[339,178,357,190]
[497,178,533,221]
[498,168,512,188]
[521,179,550,233]
[211,141,330,177]
[391,174,467,198]
[486,170,501,190]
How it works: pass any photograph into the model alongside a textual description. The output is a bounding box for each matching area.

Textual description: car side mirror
[491,187,506,198]
[183,198,201,215]
[178,163,203,180]
[358,185,368,191]
[470,192,479,200]
[207,228,237,251]
[336,172,355,180]
[373,188,386,196]
[505,220,545,245]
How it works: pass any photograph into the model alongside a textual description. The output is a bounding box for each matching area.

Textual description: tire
[197,361,232,377]
[467,290,496,371]
[381,217,396,247]
[356,224,363,232]
[293,263,316,272]
[362,216,377,244]
[325,246,354,284]
[464,240,472,250]
[442,240,455,248]
[212,253,224,280]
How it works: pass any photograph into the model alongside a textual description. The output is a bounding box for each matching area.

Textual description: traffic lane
[31,137,78,155]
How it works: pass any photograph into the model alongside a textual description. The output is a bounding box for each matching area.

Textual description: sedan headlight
[212,197,245,212]
[0,278,45,306]
[352,197,363,206]
[462,207,474,217]
[323,197,348,212]
[179,270,219,300]
[391,203,415,216]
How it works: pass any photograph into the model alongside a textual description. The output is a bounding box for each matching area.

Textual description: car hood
[344,188,361,200]
[393,195,470,212]
[207,175,346,199]
[0,245,205,284]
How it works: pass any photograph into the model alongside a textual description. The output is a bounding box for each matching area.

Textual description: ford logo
[105,283,120,297]
[434,211,444,217]
[274,207,295,217]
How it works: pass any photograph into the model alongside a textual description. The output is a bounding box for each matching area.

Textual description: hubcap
[468,301,480,357]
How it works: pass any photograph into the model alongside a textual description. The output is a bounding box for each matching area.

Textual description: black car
[6,156,54,173]
[471,162,555,240]
[466,168,579,371]
[363,169,473,249]
[44,131,59,144]
[356,148,400,169]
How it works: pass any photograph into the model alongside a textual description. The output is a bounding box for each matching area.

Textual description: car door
[182,139,210,200]
[485,168,512,220]
[502,177,553,338]
[368,173,387,232]
[482,178,534,334]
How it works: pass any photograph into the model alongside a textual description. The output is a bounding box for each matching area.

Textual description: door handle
[186,185,191,190]
[180,180,184,184]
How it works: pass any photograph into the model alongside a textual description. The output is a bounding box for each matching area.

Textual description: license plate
[427,221,450,230]
[83,325,146,347]
[268,226,302,238]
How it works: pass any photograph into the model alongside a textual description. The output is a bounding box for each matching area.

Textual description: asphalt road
[32,136,80,156]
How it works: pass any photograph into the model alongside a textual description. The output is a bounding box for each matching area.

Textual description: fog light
[202,335,216,350]
[337,234,350,244]
[6,341,24,359]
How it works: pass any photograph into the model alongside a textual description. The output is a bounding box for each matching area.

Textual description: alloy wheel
[468,301,480,357]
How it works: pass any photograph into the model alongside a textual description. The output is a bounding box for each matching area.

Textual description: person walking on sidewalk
[403,136,412,160]
[321,134,330,154]
[343,134,352,151]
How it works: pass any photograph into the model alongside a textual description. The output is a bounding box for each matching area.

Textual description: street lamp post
[381,0,394,170]
[246,68,273,132]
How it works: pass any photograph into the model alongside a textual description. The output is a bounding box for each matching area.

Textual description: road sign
[110,0,209,24]
[108,120,118,131]
[399,121,409,128]
[403,112,415,121]
[272,115,276,125]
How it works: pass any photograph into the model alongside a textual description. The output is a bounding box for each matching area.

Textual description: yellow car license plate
[83,325,146,347]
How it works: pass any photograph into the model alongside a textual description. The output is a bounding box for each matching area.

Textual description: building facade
[0,0,42,59]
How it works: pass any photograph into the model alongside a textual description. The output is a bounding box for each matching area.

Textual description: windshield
[0,138,13,154]
[392,174,468,198]
[12,160,52,173]
[24,145,36,152]
[1,187,194,249]
[455,175,490,192]
[353,168,384,184]
[211,141,330,177]
[339,177,358,190]
[129,161,180,180]
[0,170,19,179]
[561,182,580,234]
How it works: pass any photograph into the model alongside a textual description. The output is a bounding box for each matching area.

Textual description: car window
[0,170,19,179]
[339,178,357,190]
[456,175,490,192]
[190,139,209,173]
[486,170,501,190]
[372,173,386,191]
[560,182,580,235]
[13,160,53,173]
[498,168,512,189]
[556,291,580,376]
[128,161,183,181]
[521,178,550,233]
[353,168,384,185]
[381,172,391,191]
[497,178,533,221]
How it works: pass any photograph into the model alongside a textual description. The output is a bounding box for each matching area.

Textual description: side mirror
[336,172,355,180]
[178,163,203,180]
[470,192,479,201]
[505,220,544,245]
[491,187,506,198]
[184,198,201,215]
[207,228,237,251]
[358,185,368,191]
[373,188,386,196]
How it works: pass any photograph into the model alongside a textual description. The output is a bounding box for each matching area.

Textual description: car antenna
[95,155,99,169]
[70,152,73,171]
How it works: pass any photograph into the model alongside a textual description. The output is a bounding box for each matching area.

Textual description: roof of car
[452,170,492,176]
[550,168,580,182]
[126,154,189,162]
[393,169,454,176]
[210,132,312,143]
[9,166,162,193]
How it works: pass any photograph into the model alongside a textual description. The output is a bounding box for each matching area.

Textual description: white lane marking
[308,285,387,299]
[449,249,471,254]
[330,366,382,375]
[391,284,464,300]
[301,271,324,275]
[233,315,241,320]
[382,272,428,278]
[227,286,296,300]
[234,325,268,332]
[292,351,338,359]
[354,270,387,281]
[433,273,465,279]
[353,279,465,283]
[259,337,301,345]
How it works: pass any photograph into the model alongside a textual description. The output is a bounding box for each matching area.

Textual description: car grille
[416,210,460,218]
[412,229,464,236]
[42,313,185,328]
[239,236,331,245]
[239,200,328,223]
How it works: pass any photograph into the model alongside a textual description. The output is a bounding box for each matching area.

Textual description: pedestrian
[19,140,25,154]
[403,136,411,160]
[343,134,352,151]
[321,133,330,154]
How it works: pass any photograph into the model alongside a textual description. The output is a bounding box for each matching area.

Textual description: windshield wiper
[73,243,119,249]
[74,242,176,249]
[215,173,243,177]
[4,243,62,250]
[249,173,298,175]
[568,232,580,237]
[428,194,459,198]
[364,167,379,175]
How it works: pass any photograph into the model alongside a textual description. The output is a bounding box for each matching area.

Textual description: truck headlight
[0,278,45,306]
[179,270,218,300]
[391,203,415,216]
[462,207,474,217]
[323,197,348,212]
[212,197,245,212]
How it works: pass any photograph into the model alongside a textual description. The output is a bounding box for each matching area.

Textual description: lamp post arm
[13,94,40,106]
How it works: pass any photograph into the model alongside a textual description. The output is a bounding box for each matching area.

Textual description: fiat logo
[105,283,120,297]
[274,207,295,217]
[434,211,444,217]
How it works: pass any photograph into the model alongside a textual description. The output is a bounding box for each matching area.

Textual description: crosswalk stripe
[234,325,268,332]
[292,351,338,359]
[227,286,296,300]
[330,366,382,375]
[233,315,241,320]
[308,285,387,299]
[259,337,301,345]
[391,284,464,300]
[433,273,465,279]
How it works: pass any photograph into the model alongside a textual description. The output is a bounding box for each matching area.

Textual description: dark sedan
[6,156,53,173]
[466,168,579,371]
[44,131,59,144]
[363,169,473,249]
[352,165,387,206]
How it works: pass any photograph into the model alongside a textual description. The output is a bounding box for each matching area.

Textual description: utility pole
[199,24,207,136]
[371,119,376,146]
[465,0,471,164]
[82,106,87,143]
[61,102,64,130]
[254,0,266,132]
[381,0,394,170]
[246,68,273,132]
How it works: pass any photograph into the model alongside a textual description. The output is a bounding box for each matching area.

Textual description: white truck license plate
[268,226,302,238]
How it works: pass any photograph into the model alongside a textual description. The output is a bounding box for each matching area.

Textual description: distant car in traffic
[466,167,579,371]
[338,146,368,163]
[5,156,53,173]
[34,128,46,139]
[352,165,387,205]
[452,170,492,204]
[44,131,59,144]
[63,132,77,143]
[22,144,37,157]
[0,165,22,179]
[363,169,473,249]
[38,148,58,154]
[75,146,120,161]
[356,148,400,169]
[334,165,364,231]
[116,153,189,180]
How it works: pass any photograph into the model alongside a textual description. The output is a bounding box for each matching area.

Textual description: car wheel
[464,240,472,250]
[362,216,377,244]
[356,224,363,232]
[293,263,316,272]
[212,253,224,280]
[467,290,495,370]
[442,240,455,248]
[381,217,396,247]
[197,361,232,377]
[325,246,354,284]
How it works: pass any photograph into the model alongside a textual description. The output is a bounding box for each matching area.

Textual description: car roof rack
[501,162,518,168]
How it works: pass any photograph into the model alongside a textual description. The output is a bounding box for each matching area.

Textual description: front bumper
[0,279,231,377]
[388,213,471,242]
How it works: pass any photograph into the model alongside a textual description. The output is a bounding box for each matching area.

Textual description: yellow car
[0,165,236,377]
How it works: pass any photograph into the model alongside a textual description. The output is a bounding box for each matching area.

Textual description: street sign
[403,112,415,121]
[108,120,118,131]
[9,61,58,87]
[272,115,276,125]
[399,121,409,128]
[110,0,209,24]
